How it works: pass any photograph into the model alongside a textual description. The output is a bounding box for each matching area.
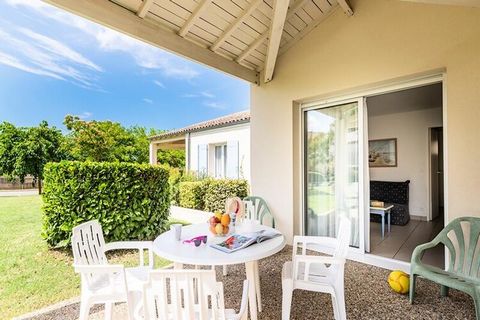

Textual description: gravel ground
[23,246,475,320]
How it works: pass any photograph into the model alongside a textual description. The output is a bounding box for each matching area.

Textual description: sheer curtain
[305,102,359,247]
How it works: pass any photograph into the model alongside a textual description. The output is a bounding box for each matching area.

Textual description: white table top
[370,205,394,211]
[153,223,286,266]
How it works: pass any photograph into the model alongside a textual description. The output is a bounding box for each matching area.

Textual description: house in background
[149,111,250,180]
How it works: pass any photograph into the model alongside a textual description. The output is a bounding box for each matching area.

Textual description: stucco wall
[250,0,480,242]
[189,123,250,180]
[368,107,443,218]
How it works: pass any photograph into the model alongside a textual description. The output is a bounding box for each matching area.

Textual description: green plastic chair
[410,217,480,319]
[243,196,276,228]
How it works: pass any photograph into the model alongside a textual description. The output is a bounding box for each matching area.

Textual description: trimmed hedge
[204,179,249,212]
[178,181,205,210]
[178,179,249,212]
[42,161,170,247]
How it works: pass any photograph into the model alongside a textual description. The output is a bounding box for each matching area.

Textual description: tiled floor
[370,216,444,268]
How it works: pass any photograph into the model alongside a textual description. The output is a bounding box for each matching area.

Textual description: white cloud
[154,80,165,88]
[0,50,63,80]
[6,0,200,80]
[183,91,216,98]
[143,98,153,104]
[0,27,99,88]
[19,27,102,72]
[77,111,92,119]
[203,101,226,109]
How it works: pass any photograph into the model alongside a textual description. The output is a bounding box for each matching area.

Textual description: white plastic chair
[72,220,154,320]
[281,217,351,320]
[143,269,249,320]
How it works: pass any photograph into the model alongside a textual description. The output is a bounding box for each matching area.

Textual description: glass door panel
[304,102,360,247]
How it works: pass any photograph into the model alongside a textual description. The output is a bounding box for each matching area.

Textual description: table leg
[387,210,391,234]
[381,213,385,239]
[254,260,262,312]
[245,261,258,320]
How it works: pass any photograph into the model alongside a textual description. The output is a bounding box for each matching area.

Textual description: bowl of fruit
[209,211,231,236]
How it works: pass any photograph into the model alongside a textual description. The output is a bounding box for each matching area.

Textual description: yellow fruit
[221,214,231,227]
[209,225,217,235]
[388,270,409,294]
[214,211,223,220]
[215,223,224,235]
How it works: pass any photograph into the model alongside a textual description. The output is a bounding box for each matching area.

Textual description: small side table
[370,204,394,239]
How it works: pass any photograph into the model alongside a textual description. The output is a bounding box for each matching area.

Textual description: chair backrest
[143,269,226,320]
[243,196,276,228]
[436,217,480,278]
[71,220,108,266]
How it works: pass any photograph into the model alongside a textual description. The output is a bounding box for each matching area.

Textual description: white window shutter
[198,144,208,176]
[226,140,239,179]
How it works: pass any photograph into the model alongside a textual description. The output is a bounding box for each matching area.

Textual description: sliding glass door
[304,101,363,248]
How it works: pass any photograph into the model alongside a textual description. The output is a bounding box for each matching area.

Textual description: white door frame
[298,71,447,271]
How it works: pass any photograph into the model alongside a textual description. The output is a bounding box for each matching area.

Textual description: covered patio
[30,0,480,319]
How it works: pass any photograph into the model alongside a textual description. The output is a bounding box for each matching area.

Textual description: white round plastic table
[153,223,286,320]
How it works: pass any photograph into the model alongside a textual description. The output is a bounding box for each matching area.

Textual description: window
[215,144,227,178]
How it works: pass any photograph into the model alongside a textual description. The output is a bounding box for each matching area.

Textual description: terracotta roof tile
[150,110,250,140]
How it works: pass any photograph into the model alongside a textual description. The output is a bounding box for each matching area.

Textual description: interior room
[367,83,445,268]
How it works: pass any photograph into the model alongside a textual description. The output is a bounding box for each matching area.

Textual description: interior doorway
[429,127,444,221]
[365,83,445,268]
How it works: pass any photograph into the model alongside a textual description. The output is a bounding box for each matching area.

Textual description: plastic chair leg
[441,285,449,297]
[281,280,293,320]
[409,274,417,304]
[79,300,91,320]
[104,302,113,320]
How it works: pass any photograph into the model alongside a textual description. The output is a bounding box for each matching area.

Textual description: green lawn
[307,184,335,214]
[0,195,173,319]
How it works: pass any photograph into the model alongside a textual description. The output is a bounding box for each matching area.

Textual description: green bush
[178,179,249,212]
[166,166,182,206]
[178,181,205,210]
[204,179,249,212]
[42,161,170,247]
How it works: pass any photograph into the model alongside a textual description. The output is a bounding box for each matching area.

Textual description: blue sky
[0,0,250,131]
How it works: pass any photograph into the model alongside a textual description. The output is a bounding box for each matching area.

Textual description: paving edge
[13,297,81,320]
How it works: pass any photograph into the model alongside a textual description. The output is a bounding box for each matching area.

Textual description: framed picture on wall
[369,138,397,167]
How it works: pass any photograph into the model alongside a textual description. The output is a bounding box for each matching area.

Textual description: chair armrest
[73,264,124,274]
[104,241,153,251]
[411,241,440,264]
[295,255,345,265]
[104,241,154,269]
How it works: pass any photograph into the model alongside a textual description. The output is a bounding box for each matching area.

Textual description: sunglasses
[183,235,208,247]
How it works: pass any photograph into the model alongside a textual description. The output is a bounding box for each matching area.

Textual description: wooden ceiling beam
[137,0,154,18]
[337,0,354,16]
[43,0,259,84]
[178,0,212,37]
[211,0,263,52]
[264,0,289,83]
[236,0,309,64]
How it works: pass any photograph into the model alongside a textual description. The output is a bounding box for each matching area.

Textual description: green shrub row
[178,179,249,212]
[42,161,170,247]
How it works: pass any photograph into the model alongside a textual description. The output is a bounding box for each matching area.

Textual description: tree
[64,115,134,162]
[157,149,185,168]
[0,121,65,194]
[0,122,25,180]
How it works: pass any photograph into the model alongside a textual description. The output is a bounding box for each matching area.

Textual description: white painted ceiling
[367,83,443,117]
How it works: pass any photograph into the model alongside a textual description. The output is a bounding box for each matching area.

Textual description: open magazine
[210,230,281,253]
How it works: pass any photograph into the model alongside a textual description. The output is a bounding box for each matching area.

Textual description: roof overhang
[43,0,353,84]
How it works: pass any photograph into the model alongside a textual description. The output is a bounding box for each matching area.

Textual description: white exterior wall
[368,108,443,218]
[188,123,250,180]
